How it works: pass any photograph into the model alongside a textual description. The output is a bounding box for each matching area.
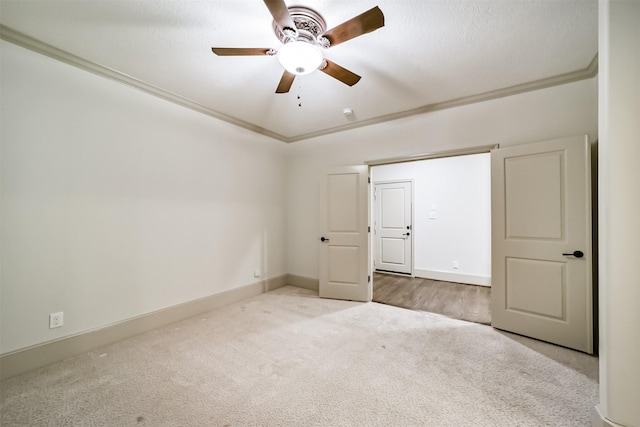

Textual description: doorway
[369,153,492,324]
[370,152,492,287]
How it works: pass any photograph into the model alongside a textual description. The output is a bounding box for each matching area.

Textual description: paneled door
[319,166,371,302]
[373,181,413,275]
[491,135,593,353]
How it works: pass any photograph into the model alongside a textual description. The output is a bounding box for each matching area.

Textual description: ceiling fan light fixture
[277,41,323,75]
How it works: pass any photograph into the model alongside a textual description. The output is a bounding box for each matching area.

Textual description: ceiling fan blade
[320,60,361,86]
[276,70,296,93]
[322,6,385,47]
[263,0,296,32]
[211,48,272,56]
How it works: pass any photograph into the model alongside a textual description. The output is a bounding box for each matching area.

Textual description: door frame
[371,179,414,276]
[362,140,596,353]
[366,145,497,285]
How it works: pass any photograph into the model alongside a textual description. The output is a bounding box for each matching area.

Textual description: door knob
[320,237,330,242]
[562,250,584,258]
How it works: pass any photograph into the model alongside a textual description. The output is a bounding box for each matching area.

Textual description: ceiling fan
[211,0,385,93]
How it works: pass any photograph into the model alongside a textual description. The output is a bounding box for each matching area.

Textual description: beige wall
[0,41,287,354]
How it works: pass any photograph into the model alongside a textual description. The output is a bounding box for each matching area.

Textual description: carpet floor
[0,286,598,426]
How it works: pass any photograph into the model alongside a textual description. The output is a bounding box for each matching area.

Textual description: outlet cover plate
[50,312,64,329]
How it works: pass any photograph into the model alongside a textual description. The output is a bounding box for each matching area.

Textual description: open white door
[491,135,593,353]
[319,166,371,302]
[373,181,413,275]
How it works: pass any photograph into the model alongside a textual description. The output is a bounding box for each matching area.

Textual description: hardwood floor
[372,272,492,325]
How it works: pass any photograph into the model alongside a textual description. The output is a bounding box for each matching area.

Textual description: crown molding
[1,24,598,144]
[0,24,285,142]
[288,54,598,143]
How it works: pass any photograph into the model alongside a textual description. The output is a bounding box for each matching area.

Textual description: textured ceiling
[0,0,598,142]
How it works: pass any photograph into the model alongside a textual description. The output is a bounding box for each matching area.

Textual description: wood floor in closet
[373,272,492,325]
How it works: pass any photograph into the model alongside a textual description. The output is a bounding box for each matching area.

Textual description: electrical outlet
[254,268,262,278]
[49,312,64,329]
[452,261,459,269]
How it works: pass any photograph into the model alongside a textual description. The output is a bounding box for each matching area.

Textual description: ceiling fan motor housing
[272,7,329,48]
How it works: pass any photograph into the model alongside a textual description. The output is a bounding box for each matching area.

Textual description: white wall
[371,154,491,285]
[286,77,597,280]
[597,0,640,425]
[0,42,287,354]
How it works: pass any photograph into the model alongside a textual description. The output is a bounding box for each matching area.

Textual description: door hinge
[368,226,371,233]
[368,275,371,283]
[368,177,371,183]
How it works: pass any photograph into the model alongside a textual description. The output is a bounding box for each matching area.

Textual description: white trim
[591,406,627,427]
[0,24,598,144]
[414,268,491,287]
[0,276,286,380]
[0,24,283,142]
[286,274,319,291]
[291,54,598,143]
[366,145,499,166]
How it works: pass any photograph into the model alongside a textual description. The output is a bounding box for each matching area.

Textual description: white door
[319,166,371,302]
[373,181,412,275]
[491,135,593,353]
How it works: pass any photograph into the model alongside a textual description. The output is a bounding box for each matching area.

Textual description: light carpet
[1,286,598,426]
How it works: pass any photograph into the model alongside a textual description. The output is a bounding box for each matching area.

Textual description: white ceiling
[0,0,598,142]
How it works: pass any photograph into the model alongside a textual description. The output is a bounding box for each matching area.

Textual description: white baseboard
[284,271,489,289]
[591,405,627,427]
[413,269,491,287]
[286,273,319,291]
[0,275,287,381]
[265,274,288,291]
